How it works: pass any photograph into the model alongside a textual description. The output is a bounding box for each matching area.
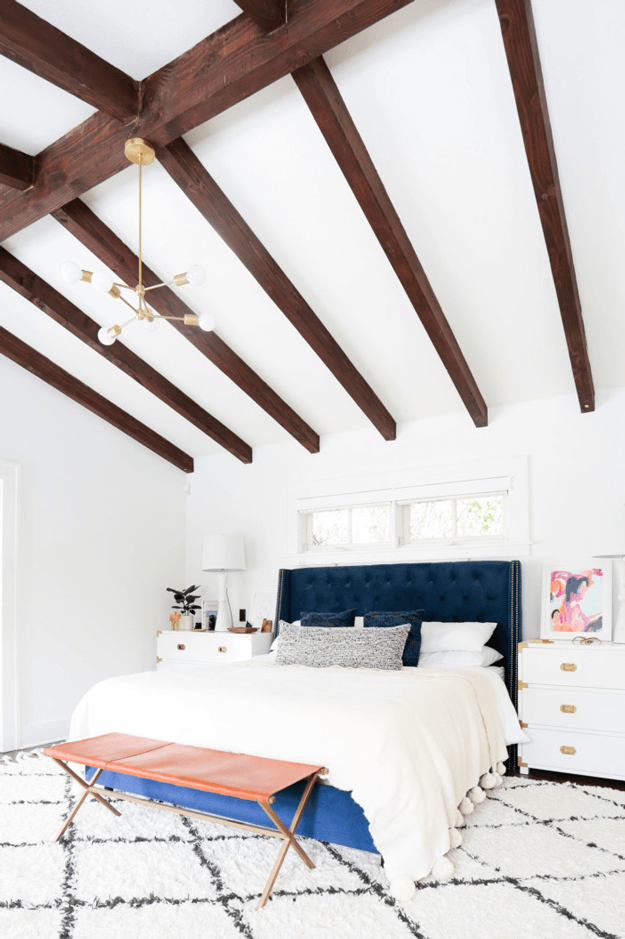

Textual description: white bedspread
[70,660,511,895]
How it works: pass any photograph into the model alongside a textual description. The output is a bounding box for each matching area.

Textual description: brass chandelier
[61,138,215,345]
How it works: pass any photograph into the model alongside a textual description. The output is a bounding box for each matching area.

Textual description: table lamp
[201,535,246,631]
[592,504,625,643]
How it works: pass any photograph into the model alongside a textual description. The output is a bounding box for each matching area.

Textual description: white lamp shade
[592,505,625,557]
[202,535,246,572]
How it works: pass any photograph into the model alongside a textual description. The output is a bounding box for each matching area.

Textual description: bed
[69,559,523,900]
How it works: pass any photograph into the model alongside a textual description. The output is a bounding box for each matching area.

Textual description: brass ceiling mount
[124,138,155,166]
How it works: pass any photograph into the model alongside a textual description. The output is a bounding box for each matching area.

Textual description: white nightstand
[518,640,625,781]
[156,630,272,670]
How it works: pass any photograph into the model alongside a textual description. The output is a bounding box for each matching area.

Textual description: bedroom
[1,0,625,936]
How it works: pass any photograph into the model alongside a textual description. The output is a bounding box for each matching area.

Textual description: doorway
[0,462,18,753]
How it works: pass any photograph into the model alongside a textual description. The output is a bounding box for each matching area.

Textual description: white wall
[186,388,625,640]
[0,357,186,749]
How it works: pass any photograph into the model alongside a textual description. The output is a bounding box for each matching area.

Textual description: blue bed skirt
[87,768,378,852]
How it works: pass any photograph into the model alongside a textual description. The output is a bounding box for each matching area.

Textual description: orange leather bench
[44,733,326,909]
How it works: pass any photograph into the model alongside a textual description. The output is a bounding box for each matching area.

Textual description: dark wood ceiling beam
[159,137,397,440]
[0,141,34,190]
[0,0,139,121]
[233,0,286,32]
[0,326,193,472]
[0,0,414,241]
[495,0,594,413]
[51,198,320,452]
[142,0,414,145]
[0,247,252,463]
[292,57,488,428]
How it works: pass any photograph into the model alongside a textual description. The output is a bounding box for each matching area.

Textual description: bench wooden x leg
[256,770,318,908]
[51,759,121,841]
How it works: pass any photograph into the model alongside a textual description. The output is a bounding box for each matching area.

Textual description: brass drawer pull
[560,704,577,714]
[218,646,227,653]
[560,746,576,755]
[560,663,577,672]
[177,644,186,651]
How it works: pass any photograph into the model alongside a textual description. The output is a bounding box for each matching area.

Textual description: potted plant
[167,585,201,631]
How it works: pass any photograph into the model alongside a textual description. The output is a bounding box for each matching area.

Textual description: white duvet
[70,659,522,897]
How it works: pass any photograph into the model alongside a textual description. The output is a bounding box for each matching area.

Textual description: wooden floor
[512,767,625,791]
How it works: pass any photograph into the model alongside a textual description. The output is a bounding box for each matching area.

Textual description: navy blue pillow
[300,609,356,628]
[363,611,424,666]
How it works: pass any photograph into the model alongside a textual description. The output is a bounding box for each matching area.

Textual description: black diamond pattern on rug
[1,753,624,939]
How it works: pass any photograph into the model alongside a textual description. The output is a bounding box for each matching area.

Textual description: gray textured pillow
[275,623,410,670]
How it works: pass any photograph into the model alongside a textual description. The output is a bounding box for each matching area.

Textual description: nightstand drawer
[520,647,625,691]
[156,630,272,668]
[521,687,625,734]
[520,727,625,779]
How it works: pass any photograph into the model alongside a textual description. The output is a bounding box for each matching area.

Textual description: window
[302,503,391,551]
[403,492,506,545]
[288,457,529,562]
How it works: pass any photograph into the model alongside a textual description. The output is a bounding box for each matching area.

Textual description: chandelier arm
[119,314,139,331]
[143,281,175,292]
[118,293,140,314]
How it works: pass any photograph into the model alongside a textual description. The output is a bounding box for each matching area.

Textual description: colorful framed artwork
[541,561,612,641]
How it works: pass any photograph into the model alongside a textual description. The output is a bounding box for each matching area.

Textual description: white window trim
[0,461,19,753]
[285,457,529,566]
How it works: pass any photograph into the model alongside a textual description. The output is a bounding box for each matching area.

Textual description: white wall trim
[0,461,19,753]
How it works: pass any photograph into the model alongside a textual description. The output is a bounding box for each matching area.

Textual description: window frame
[286,457,530,565]
[300,500,394,553]
[400,490,508,547]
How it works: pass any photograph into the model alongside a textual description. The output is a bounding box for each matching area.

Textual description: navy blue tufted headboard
[275,560,522,711]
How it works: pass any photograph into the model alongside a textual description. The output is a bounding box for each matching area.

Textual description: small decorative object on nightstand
[167,585,201,631]
[156,629,272,669]
[518,640,625,781]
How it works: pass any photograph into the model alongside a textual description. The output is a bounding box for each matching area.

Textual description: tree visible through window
[408,494,505,543]
[308,504,391,549]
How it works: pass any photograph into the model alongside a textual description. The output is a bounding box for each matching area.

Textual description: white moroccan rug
[1,750,625,939]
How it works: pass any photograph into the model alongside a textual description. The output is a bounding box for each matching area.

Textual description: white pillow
[420,621,497,653]
[418,647,502,668]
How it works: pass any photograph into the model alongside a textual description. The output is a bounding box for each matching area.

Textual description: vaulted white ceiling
[1,0,623,466]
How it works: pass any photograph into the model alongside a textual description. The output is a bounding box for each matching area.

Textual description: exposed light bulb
[143,315,160,331]
[92,270,114,293]
[97,327,116,345]
[198,311,215,332]
[61,261,82,283]
[185,264,206,286]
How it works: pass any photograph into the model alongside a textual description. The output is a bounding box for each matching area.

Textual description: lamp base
[613,558,625,643]
[214,572,232,631]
